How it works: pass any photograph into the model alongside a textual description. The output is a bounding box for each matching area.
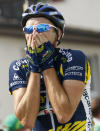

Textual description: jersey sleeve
[60,50,91,84]
[9,60,28,94]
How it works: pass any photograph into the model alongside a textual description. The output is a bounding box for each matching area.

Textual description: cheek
[50,32,57,43]
[46,31,56,43]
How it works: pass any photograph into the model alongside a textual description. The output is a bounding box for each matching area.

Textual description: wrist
[43,68,55,75]
[30,72,41,78]
[28,63,40,73]
[40,64,54,72]
[30,70,41,74]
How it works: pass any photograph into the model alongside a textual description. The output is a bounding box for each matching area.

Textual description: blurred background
[0,0,100,129]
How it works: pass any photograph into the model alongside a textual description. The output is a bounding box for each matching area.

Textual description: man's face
[25,17,58,48]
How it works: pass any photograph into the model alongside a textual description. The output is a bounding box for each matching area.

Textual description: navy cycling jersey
[9,48,92,131]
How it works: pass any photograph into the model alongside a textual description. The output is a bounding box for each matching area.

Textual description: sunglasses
[23,23,57,34]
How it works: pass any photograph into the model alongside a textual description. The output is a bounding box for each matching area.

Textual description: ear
[57,29,62,41]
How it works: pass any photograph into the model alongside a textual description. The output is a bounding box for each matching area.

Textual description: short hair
[91,97,100,117]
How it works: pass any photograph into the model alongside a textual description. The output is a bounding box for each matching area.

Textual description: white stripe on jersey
[81,77,92,131]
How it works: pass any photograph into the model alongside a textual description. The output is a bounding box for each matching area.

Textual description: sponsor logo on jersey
[65,66,83,72]
[13,65,19,71]
[10,81,27,87]
[59,49,72,62]
[83,89,92,130]
[13,59,28,70]
[65,72,82,76]
[13,73,22,81]
[21,64,28,69]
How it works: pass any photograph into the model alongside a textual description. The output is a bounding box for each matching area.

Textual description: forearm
[15,72,40,128]
[43,68,72,123]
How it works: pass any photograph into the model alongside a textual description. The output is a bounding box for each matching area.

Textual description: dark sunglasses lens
[24,26,33,34]
[36,24,50,33]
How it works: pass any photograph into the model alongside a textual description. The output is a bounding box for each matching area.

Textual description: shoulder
[58,49,90,83]
[58,48,87,63]
[9,58,29,94]
[70,49,86,59]
[58,48,86,58]
[9,57,28,72]
[9,57,29,80]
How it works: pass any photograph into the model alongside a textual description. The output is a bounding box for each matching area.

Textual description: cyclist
[9,2,92,131]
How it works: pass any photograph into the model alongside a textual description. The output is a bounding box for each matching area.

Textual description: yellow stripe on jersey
[85,60,91,84]
[78,125,86,131]
[48,121,86,131]
[71,121,86,131]
[68,121,82,130]
[87,61,91,81]
[60,64,64,76]
[9,91,12,95]
[61,123,72,131]
[56,126,63,131]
